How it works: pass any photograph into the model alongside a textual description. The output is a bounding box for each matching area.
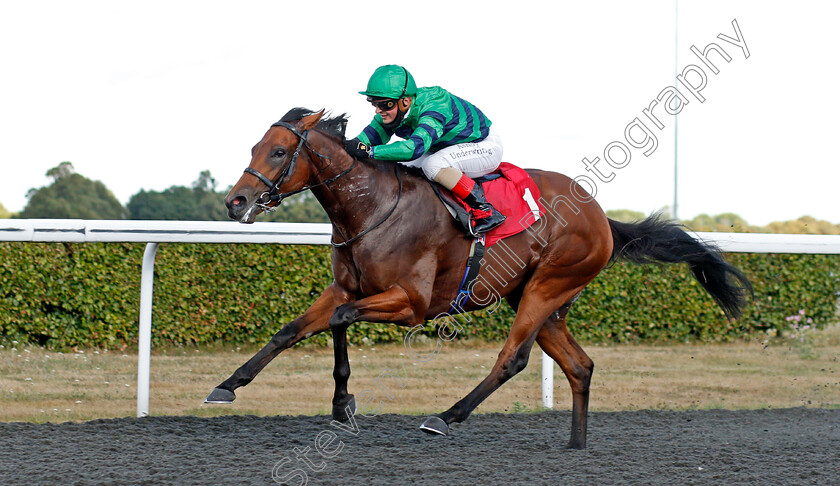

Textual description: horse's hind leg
[420,287,577,436]
[536,303,593,449]
[205,284,351,403]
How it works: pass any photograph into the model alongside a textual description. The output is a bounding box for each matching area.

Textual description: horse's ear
[300,109,325,131]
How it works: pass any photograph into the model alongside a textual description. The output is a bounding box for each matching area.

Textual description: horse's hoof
[204,387,236,404]
[331,395,356,422]
[419,416,449,436]
[565,441,586,450]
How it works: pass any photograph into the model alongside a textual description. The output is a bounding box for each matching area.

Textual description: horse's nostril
[232,196,245,207]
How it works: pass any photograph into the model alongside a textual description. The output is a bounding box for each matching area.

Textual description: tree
[127,170,228,220]
[606,209,840,234]
[681,212,757,232]
[765,216,840,235]
[0,202,11,218]
[19,162,126,219]
[605,209,645,223]
[126,170,331,222]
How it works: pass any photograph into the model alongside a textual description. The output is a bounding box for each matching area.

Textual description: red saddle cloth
[461,162,546,248]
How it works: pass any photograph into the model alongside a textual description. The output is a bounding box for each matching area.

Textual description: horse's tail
[608,213,753,320]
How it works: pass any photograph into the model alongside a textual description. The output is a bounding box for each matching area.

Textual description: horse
[209,107,752,449]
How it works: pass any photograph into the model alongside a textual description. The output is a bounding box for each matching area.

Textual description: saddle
[429,176,495,235]
[430,163,545,248]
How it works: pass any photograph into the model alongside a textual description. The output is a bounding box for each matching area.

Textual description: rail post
[137,242,159,418]
[542,351,554,409]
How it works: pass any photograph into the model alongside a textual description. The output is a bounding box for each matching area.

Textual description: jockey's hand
[344,138,371,160]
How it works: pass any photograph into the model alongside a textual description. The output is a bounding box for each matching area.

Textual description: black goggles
[367,97,398,111]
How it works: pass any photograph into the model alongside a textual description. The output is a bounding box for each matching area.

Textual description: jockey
[345,64,506,235]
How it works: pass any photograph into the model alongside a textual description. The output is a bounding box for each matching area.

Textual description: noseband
[244,120,358,210]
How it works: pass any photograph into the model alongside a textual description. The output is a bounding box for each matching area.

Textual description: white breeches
[400,126,503,180]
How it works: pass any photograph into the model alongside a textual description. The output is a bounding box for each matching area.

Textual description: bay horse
[209,108,751,449]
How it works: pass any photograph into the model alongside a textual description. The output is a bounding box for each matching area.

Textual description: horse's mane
[280,107,426,179]
[280,107,348,141]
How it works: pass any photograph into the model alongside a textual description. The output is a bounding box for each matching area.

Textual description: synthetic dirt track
[0,408,837,485]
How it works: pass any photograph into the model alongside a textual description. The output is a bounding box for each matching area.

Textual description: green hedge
[1,243,837,349]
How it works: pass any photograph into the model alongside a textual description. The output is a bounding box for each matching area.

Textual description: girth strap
[447,236,486,315]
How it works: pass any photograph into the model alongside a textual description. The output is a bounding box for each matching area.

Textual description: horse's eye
[272,149,286,159]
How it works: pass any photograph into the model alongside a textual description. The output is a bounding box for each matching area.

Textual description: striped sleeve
[355,116,393,147]
[371,112,445,161]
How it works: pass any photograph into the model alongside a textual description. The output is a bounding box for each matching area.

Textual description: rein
[330,162,402,248]
[243,119,402,248]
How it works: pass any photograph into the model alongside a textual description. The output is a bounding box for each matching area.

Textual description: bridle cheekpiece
[245,120,357,212]
[241,116,399,248]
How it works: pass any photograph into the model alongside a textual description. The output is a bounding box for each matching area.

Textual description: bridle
[244,120,356,210]
[242,119,402,248]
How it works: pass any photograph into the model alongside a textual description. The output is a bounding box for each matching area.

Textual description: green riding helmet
[359,65,418,100]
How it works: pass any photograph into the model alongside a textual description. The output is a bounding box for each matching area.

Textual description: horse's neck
[310,155,398,239]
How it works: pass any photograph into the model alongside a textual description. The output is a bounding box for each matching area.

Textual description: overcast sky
[1,0,837,226]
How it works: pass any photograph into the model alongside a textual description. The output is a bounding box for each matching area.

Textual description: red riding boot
[452,175,506,235]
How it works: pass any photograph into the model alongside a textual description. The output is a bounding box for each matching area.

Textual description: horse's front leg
[328,286,420,422]
[205,284,352,403]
